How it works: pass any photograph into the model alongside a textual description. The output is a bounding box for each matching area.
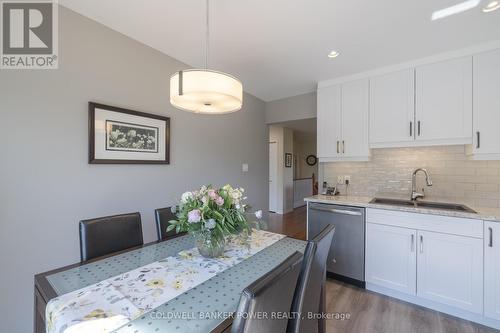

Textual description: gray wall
[0,7,268,333]
[265,91,316,124]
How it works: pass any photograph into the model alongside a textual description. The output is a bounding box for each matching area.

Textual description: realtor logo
[1,0,58,69]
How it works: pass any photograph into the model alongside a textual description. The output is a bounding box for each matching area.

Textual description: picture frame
[89,102,170,164]
[285,153,292,168]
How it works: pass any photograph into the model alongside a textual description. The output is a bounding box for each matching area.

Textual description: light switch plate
[242,163,249,172]
[345,175,351,183]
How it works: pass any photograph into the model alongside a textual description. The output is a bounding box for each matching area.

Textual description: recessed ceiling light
[328,50,340,58]
[431,0,481,20]
[483,0,500,12]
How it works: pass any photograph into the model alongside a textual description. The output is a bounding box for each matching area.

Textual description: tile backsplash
[322,145,500,208]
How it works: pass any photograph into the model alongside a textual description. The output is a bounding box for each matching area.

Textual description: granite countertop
[304,194,500,223]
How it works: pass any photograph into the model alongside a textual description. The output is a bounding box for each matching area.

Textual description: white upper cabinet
[317,84,341,159]
[485,221,500,321]
[415,57,473,145]
[369,69,415,147]
[317,79,369,162]
[341,79,370,159]
[469,49,500,160]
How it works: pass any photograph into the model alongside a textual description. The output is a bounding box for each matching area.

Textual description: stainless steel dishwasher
[307,202,365,287]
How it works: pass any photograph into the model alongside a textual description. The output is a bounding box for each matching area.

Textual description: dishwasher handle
[309,204,362,216]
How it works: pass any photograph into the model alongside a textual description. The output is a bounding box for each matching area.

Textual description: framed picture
[285,153,292,168]
[89,102,170,164]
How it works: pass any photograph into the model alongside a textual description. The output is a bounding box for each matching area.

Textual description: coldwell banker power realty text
[1,0,58,69]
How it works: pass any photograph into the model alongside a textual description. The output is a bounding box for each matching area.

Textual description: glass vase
[191,231,226,258]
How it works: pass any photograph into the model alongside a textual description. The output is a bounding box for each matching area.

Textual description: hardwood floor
[267,205,307,240]
[325,280,499,333]
[267,206,500,333]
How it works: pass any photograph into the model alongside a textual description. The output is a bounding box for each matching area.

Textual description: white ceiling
[60,0,500,101]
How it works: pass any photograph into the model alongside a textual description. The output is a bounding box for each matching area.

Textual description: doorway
[269,141,278,212]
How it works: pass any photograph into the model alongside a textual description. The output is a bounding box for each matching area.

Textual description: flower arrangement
[168,184,259,257]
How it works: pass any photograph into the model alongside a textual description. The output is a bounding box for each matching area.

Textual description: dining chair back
[287,224,335,333]
[79,212,143,261]
[231,251,303,333]
[155,206,184,241]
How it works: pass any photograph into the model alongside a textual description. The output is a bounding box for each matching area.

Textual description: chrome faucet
[411,168,433,201]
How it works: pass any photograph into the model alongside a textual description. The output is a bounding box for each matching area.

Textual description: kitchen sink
[370,198,477,213]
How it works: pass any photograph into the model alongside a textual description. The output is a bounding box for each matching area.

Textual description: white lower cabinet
[416,230,483,314]
[485,222,500,321]
[365,223,416,295]
[365,209,488,325]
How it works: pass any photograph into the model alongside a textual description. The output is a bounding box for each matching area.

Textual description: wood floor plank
[325,280,499,333]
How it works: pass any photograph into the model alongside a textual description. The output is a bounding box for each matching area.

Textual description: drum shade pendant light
[170,0,243,114]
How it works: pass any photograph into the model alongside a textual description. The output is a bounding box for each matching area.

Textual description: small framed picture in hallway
[285,153,292,168]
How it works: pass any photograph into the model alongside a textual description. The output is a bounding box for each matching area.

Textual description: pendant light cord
[205,0,210,69]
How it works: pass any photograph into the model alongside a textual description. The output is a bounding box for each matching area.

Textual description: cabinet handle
[342,140,345,154]
[477,131,480,149]
[410,121,413,137]
[336,141,339,154]
[411,234,415,252]
[489,227,493,248]
[420,235,424,253]
[417,121,421,136]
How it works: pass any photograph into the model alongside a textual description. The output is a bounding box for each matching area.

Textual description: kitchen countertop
[304,195,500,223]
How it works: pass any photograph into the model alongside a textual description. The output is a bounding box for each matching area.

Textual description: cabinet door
[341,79,370,158]
[415,57,472,144]
[472,49,500,159]
[485,221,500,320]
[365,223,417,295]
[369,69,415,147]
[417,230,483,314]
[317,85,341,159]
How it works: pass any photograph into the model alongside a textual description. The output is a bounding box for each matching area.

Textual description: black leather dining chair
[155,206,185,241]
[231,251,303,333]
[287,224,335,333]
[79,212,144,262]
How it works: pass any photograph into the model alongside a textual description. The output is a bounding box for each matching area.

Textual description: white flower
[181,191,193,204]
[231,189,242,200]
[205,219,216,229]
[255,210,263,219]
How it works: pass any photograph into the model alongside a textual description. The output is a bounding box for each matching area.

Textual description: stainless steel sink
[416,201,477,213]
[370,198,477,213]
[370,198,416,207]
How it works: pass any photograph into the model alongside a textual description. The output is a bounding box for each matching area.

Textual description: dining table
[34,230,307,333]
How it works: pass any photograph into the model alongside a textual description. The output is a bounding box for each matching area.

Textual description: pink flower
[209,190,220,201]
[215,196,224,206]
[187,209,201,223]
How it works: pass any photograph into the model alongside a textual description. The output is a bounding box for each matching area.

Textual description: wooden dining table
[34,232,306,333]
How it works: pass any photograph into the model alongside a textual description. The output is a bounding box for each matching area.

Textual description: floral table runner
[46,230,285,333]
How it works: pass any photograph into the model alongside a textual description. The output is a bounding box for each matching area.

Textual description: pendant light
[170,0,243,114]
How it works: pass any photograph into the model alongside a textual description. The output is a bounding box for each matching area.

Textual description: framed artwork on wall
[285,153,292,168]
[89,102,170,164]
